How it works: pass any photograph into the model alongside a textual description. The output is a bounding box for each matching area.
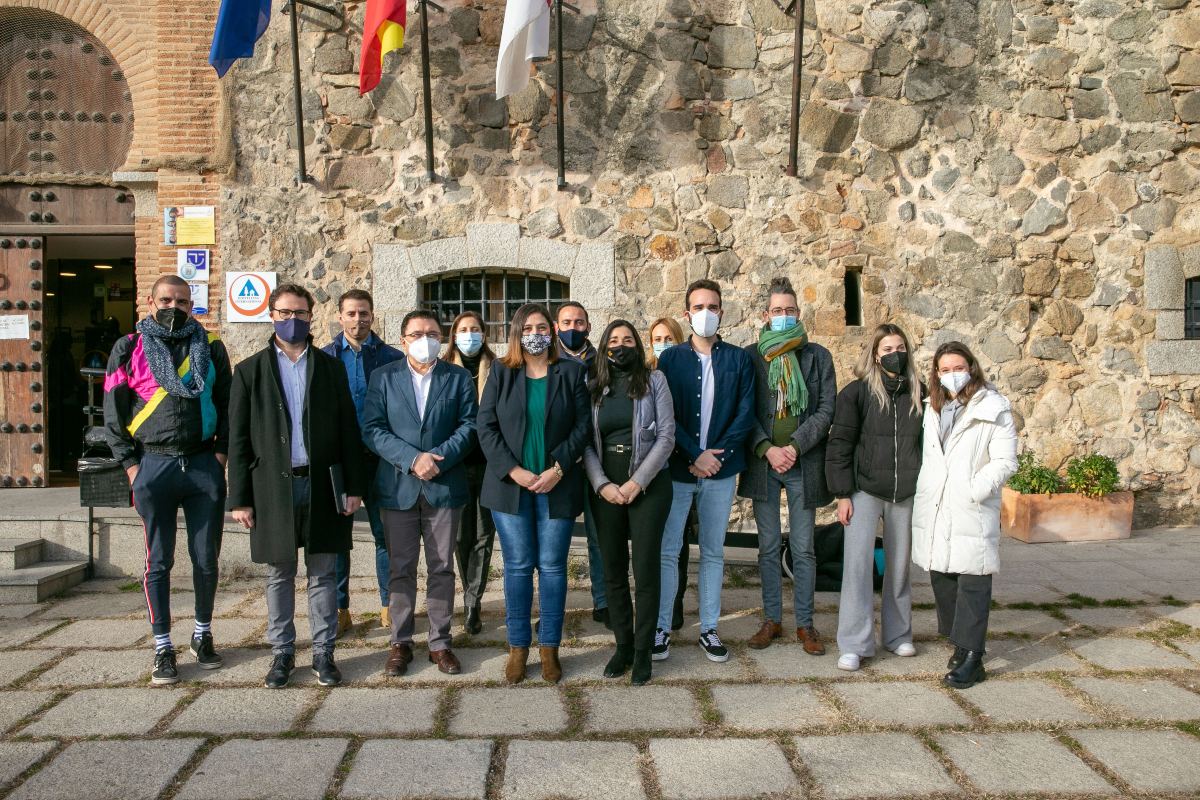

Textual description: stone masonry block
[1071,729,1200,793]
[178,738,349,800]
[572,242,616,307]
[371,243,416,312]
[1157,310,1185,340]
[9,739,204,800]
[650,738,798,800]
[518,238,577,279]
[0,742,56,792]
[1148,341,1200,375]
[503,741,646,800]
[342,740,492,800]
[793,733,958,798]
[1182,244,1200,279]
[935,732,1113,796]
[409,237,468,279]
[1145,245,1184,310]
[467,222,521,269]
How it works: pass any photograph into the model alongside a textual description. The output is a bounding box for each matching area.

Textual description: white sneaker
[837,653,861,671]
[890,643,917,657]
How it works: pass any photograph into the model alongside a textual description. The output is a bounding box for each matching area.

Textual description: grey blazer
[584,370,675,491]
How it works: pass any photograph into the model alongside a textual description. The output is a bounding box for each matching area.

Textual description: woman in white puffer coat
[911,341,1018,690]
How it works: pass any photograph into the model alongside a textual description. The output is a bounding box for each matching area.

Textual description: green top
[521,376,548,474]
[755,413,800,458]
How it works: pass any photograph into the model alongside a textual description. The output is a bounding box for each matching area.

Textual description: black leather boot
[465,604,483,635]
[946,646,968,670]
[631,649,652,686]
[603,645,633,678]
[943,650,985,689]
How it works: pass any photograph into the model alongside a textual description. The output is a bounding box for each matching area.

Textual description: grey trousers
[836,491,913,657]
[265,473,340,656]
[930,570,992,652]
[752,465,816,628]
[385,498,462,652]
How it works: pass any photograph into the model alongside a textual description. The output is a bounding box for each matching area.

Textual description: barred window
[421,271,569,342]
[1186,277,1200,340]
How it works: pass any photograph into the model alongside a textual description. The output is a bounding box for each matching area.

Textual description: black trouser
[591,452,672,651]
[131,451,225,636]
[930,570,992,652]
[455,462,497,612]
[672,506,697,626]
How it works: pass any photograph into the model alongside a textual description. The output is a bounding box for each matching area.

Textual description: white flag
[496,0,552,99]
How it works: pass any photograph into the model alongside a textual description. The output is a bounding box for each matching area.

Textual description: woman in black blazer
[477,303,590,685]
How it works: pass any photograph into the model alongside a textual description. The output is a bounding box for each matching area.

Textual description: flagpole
[554,0,566,191]
[288,0,308,184]
[785,0,805,178]
[418,0,436,182]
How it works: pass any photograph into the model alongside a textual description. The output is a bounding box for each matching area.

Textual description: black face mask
[155,307,189,333]
[880,351,908,376]
[607,345,639,371]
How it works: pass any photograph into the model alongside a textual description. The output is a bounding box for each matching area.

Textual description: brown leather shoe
[428,648,462,675]
[797,626,826,655]
[505,647,529,684]
[385,643,413,676]
[748,620,783,650]
[539,646,562,683]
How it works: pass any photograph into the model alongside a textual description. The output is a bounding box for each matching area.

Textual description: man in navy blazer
[361,310,478,676]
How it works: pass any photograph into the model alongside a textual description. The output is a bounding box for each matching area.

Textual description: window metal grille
[421,271,568,342]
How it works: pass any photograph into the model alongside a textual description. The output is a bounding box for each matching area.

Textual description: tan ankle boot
[505,647,529,684]
[540,646,562,683]
[380,607,390,630]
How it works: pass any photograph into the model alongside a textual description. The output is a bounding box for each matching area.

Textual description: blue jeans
[752,465,816,628]
[491,491,575,647]
[658,476,737,632]
[583,491,607,610]
[335,493,390,609]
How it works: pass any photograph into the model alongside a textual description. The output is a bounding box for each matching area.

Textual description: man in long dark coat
[227,283,365,688]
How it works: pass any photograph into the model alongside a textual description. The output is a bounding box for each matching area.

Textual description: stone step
[0,560,88,603]
[0,537,44,570]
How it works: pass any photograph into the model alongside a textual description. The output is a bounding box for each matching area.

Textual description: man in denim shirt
[653,279,756,664]
[323,289,403,634]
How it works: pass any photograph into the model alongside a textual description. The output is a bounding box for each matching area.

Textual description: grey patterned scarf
[135,315,210,399]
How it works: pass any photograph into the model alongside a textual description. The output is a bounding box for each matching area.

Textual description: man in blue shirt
[654,279,756,664]
[323,289,403,635]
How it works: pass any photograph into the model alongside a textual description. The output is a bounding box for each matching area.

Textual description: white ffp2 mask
[689,309,719,338]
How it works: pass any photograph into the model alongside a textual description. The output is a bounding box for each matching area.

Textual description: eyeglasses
[403,332,441,342]
[273,309,312,320]
[768,306,799,316]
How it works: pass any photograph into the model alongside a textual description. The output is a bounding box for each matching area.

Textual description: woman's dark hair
[928,340,987,413]
[442,310,496,363]
[591,319,650,403]
[500,303,559,369]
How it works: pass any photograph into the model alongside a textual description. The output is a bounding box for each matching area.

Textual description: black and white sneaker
[699,629,729,662]
[151,647,179,685]
[312,652,342,687]
[651,628,670,661]
[190,632,223,670]
[264,653,295,689]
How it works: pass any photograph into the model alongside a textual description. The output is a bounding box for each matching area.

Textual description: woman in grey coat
[584,320,676,685]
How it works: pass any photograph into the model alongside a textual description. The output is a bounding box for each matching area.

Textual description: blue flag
[209,0,272,77]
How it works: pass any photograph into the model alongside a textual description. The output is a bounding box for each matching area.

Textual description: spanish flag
[359,0,407,95]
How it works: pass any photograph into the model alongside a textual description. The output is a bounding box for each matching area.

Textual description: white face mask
[689,309,720,338]
[939,372,970,395]
[408,336,440,365]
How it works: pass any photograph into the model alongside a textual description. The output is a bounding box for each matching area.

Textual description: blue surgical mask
[769,315,798,332]
[456,332,483,357]
[652,342,672,358]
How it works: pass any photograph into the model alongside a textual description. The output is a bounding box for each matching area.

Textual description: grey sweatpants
[836,491,913,657]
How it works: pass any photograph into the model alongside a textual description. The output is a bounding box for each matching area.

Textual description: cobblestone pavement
[2,529,1200,799]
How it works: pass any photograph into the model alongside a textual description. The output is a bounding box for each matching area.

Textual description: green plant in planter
[1064,454,1120,498]
[1007,452,1062,495]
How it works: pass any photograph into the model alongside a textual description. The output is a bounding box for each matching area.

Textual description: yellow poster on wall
[163,206,216,246]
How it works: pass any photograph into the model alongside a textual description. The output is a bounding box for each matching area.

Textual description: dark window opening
[844,269,863,327]
[1186,277,1200,340]
[421,271,569,342]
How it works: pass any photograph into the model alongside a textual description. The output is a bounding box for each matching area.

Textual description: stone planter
[1001,487,1134,543]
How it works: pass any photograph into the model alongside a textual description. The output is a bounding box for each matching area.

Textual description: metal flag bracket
[281,0,346,186]
[417,0,447,183]
[553,0,580,191]
[774,0,808,178]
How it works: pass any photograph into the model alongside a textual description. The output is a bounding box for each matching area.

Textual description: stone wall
[219,0,1200,526]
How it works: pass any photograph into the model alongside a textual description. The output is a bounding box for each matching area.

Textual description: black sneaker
[264,653,295,689]
[151,647,179,685]
[651,628,670,661]
[190,632,223,670]
[699,629,729,663]
[592,607,611,629]
[312,652,342,687]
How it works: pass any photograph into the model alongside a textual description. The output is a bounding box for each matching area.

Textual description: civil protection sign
[225,272,276,323]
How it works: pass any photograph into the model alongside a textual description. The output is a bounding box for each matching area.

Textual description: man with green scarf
[737,277,836,654]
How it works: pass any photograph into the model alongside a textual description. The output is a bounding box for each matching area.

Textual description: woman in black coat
[477,303,590,686]
[825,323,925,672]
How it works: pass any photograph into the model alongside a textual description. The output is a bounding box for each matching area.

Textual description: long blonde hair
[646,316,685,369]
[854,324,922,415]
